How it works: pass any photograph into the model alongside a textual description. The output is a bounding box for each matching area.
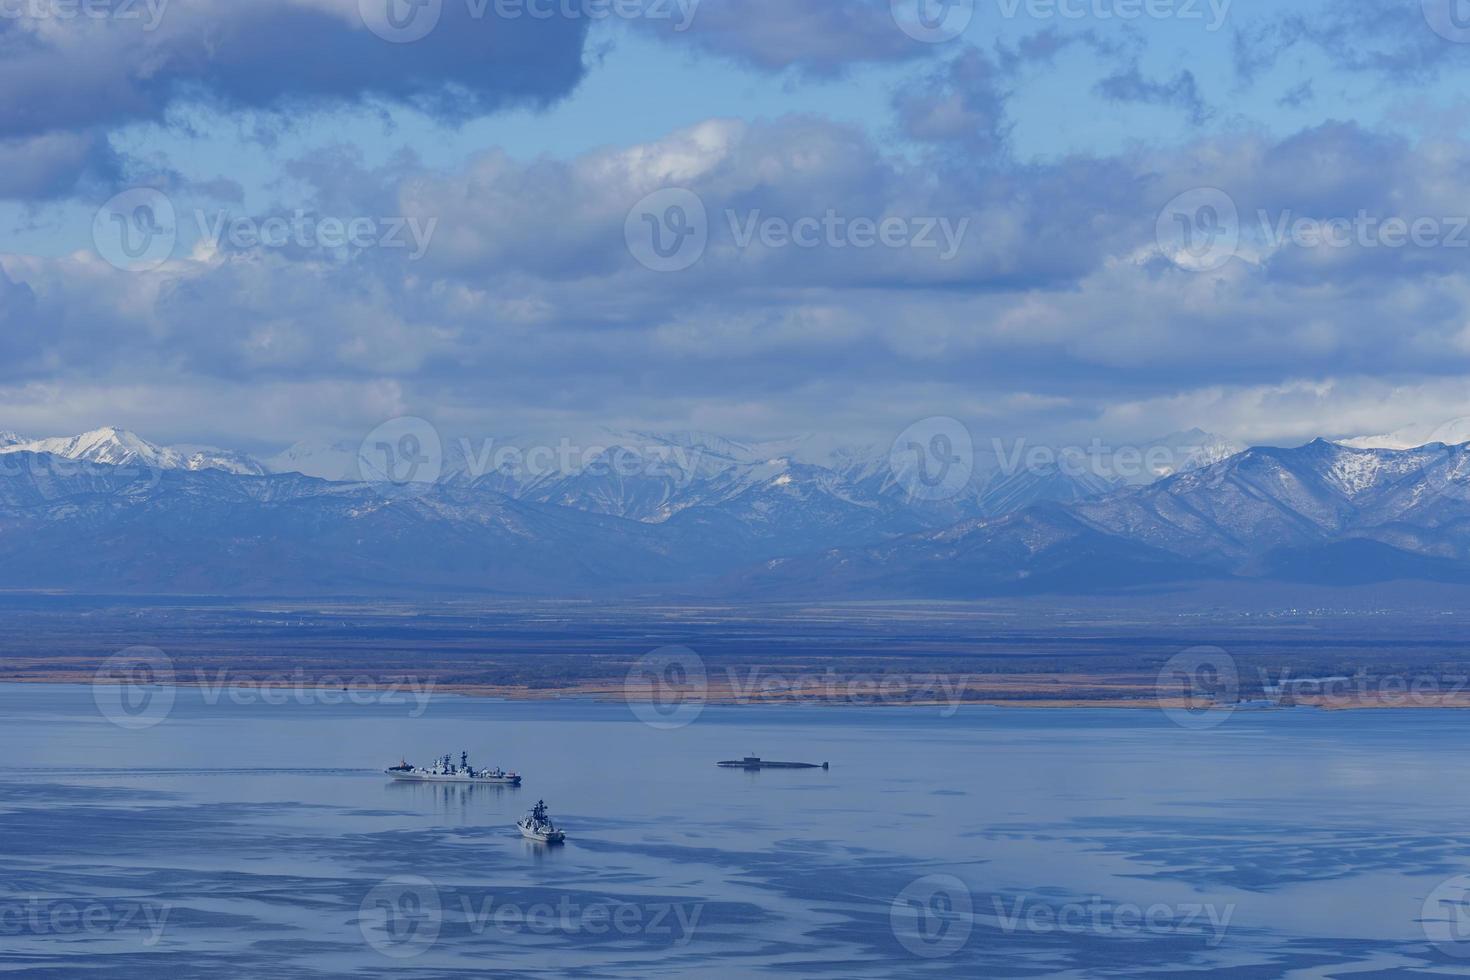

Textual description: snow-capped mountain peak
[1341,417,1470,451]
[0,427,184,469]
[6,424,1470,598]
[0,427,266,476]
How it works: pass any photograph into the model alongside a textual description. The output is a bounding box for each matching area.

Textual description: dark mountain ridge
[2,439,1469,598]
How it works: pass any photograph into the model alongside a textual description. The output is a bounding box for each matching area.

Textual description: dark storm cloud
[0,1,590,139]
[0,0,590,199]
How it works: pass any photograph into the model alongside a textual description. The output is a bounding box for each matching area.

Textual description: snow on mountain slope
[517,448,924,545]
[1076,439,1470,570]
[1071,441,1388,560]
[978,465,1116,514]
[5,434,1470,597]
[1,427,185,469]
[736,439,1470,598]
[0,421,1234,538]
[172,446,269,476]
[628,429,772,466]
[262,439,364,482]
[1123,429,1244,484]
[1341,417,1470,450]
[0,453,721,596]
[0,421,1242,505]
[0,427,266,475]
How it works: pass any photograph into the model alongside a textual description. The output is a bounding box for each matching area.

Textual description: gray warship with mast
[386,751,522,785]
[517,800,566,843]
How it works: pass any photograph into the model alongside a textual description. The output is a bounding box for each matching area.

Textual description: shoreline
[16,674,1470,710]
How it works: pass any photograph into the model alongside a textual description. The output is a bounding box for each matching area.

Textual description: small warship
[517,800,566,844]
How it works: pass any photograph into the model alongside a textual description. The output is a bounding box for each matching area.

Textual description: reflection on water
[4,684,1470,976]
[382,779,519,822]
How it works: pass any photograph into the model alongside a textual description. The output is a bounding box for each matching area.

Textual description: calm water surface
[4,685,1470,977]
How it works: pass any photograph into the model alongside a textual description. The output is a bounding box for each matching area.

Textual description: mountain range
[1,422,1468,598]
[0,425,1241,521]
[741,439,1470,597]
[0,428,266,476]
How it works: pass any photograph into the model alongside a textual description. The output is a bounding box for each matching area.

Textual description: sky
[5,0,1470,455]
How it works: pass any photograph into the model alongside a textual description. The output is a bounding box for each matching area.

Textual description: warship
[385,751,522,785]
[517,800,566,844]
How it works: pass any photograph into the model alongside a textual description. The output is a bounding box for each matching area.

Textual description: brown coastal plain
[5,594,1470,710]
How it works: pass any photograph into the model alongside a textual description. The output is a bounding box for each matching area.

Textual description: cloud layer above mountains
[3,0,1470,449]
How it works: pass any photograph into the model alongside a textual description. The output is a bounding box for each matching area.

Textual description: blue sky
[4,0,1470,453]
